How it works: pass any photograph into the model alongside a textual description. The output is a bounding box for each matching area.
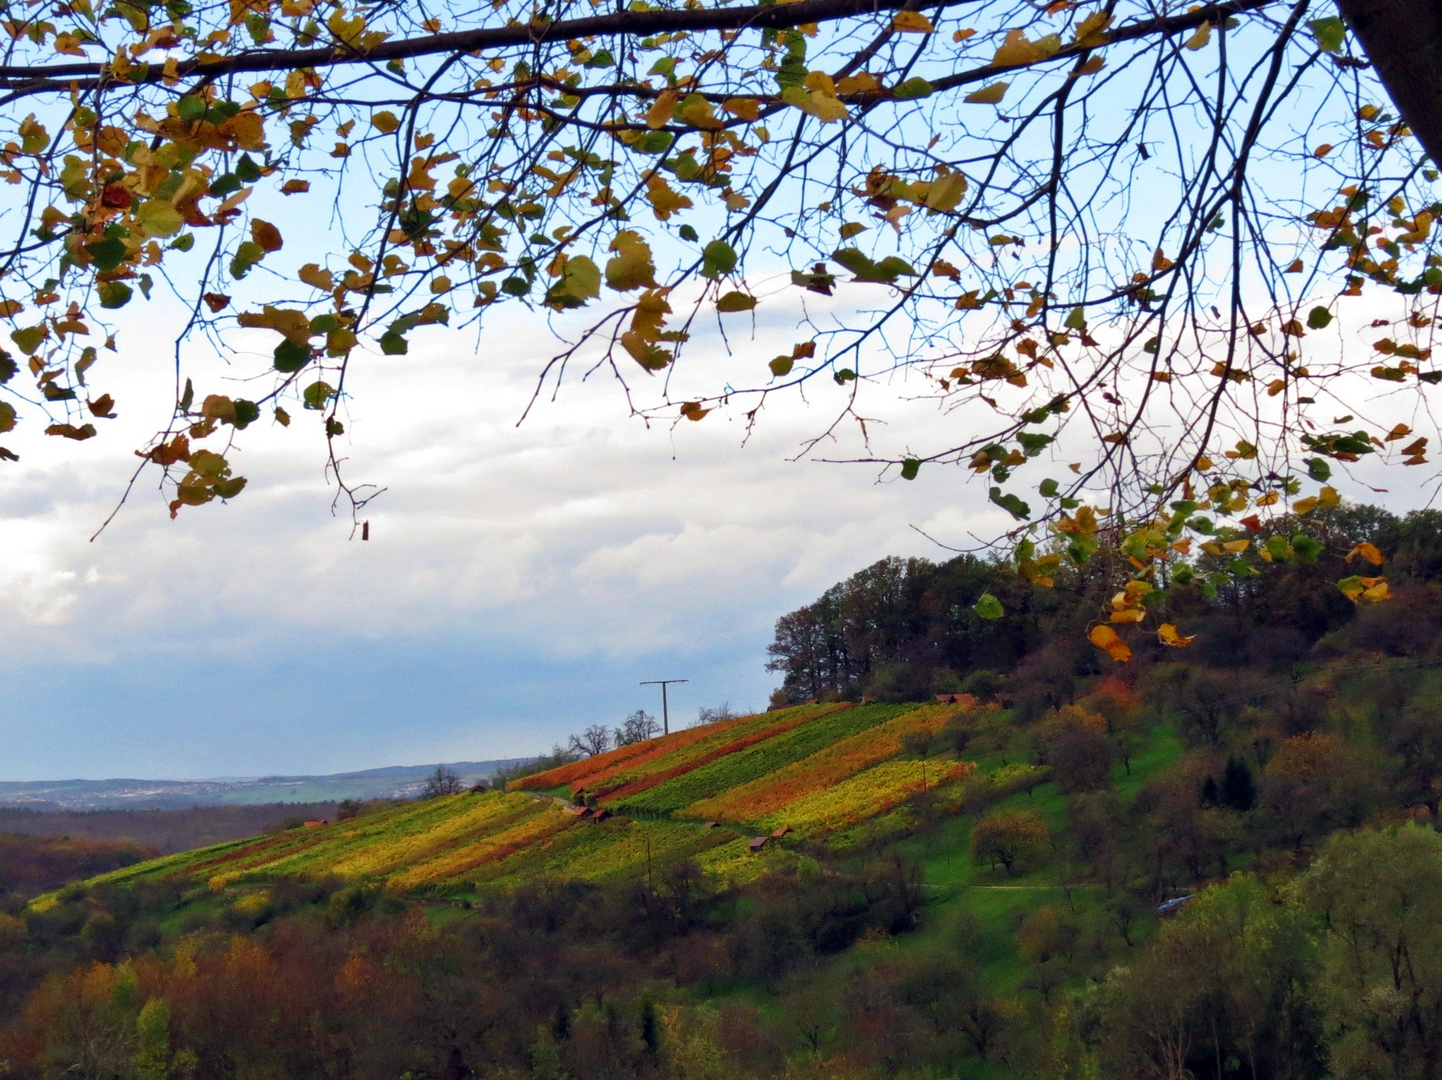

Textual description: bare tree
[569,724,613,757]
[421,766,464,798]
[615,710,660,747]
[695,703,738,726]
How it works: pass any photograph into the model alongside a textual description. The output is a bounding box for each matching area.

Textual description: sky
[5,271,1438,781]
[0,290,1026,781]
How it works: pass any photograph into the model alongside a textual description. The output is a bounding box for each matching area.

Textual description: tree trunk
[1335,0,1442,165]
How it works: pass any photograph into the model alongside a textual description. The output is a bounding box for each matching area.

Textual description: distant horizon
[0,755,537,787]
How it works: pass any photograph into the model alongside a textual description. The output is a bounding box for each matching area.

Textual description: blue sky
[0,300,1017,780]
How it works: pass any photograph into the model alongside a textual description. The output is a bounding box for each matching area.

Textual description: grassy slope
[52,701,972,900]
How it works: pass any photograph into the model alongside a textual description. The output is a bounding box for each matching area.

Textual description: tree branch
[0,0,1275,93]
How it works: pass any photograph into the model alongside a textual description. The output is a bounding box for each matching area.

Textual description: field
[58,699,989,899]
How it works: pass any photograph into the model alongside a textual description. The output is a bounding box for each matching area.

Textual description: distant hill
[0,759,531,811]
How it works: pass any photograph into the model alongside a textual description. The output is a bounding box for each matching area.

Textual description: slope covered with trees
[7,502,1442,1077]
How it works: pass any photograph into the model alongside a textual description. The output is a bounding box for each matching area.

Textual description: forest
[3,502,1442,1078]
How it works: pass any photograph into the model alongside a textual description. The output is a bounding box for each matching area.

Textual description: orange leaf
[1347,541,1384,566]
[1089,624,1132,663]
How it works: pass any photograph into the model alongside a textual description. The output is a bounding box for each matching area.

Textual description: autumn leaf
[891,10,933,33]
[1157,623,1194,648]
[964,82,1008,105]
[1089,624,1132,663]
[1347,541,1384,566]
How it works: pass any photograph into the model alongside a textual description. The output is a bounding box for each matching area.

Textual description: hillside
[11,502,1442,1080]
[69,701,981,897]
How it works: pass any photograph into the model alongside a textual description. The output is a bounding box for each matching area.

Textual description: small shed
[590,807,613,822]
[748,836,768,852]
[771,826,790,838]
[565,805,593,818]
[703,821,719,830]
[303,819,329,828]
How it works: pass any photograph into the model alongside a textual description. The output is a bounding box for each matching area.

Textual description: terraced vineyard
[66,698,985,899]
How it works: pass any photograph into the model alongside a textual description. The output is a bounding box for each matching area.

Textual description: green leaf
[1038,478,1059,497]
[303,381,336,409]
[232,399,260,429]
[701,240,737,280]
[1307,305,1333,330]
[900,457,920,480]
[1307,16,1345,53]
[716,290,757,313]
[893,77,933,100]
[678,224,699,242]
[1291,532,1323,564]
[989,486,1032,521]
[769,355,794,377]
[234,154,263,182]
[1064,306,1086,330]
[230,240,264,279]
[136,200,183,238]
[972,592,1004,620]
[86,237,128,272]
[0,401,13,434]
[176,95,207,122]
[11,325,47,354]
[1307,457,1332,482]
[378,331,408,355]
[179,377,194,412]
[273,338,311,372]
[97,281,132,309]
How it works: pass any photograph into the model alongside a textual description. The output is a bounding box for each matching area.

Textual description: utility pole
[640,678,688,736]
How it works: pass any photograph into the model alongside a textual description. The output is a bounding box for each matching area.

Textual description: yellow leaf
[371,111,400,134]
[1255,491,1279,507]
[1184,21,1211,50]
[0,300,22,317]
[1072,10,1112,46]
[680,401,711,421]
[924,171,967,211]
[1109,608,1145,624]
[964,82,1009,105]
[891,10,934,32]
[1221,539,1251,554]
[298,263,334,290]
[1074,55,1105,76]
[1293,496,1319,515]
[1318,485,1340,509]
[993,28,1044,66]
[677,93,723,129]
[722,98,761,122]
[605,232,657,291]
[646,89,679,130]
[779,85,848,123]
[644,175,693,219]
[1362,579,1391,602]
[1157,623,1195,648]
